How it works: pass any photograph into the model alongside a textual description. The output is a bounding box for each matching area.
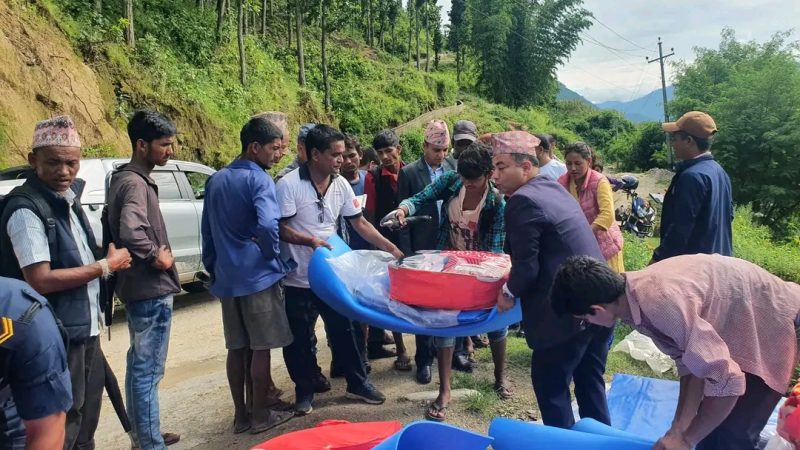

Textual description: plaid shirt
[399,171,505,253]
[625,254,800,397]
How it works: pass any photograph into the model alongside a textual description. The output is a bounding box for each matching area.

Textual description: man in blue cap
[0,276,73,450]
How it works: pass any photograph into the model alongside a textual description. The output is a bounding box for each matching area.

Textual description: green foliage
[399,128,424,162]
[733,205,800,284]
[468,0,591,107]
[622,233,658,271]
[560,109,634,153]
[607,122,668,171]
[671,28,800,233]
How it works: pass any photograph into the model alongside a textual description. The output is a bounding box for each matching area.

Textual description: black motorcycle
[613,175,660,238]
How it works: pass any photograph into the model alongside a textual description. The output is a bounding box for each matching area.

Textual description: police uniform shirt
[0,277,72,420]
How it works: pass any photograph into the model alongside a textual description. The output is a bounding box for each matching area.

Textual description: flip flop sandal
[424,401,448,422]
[163,433,181,446]
[233,418,252,434]
[393,357,413,371]
[494,383,513,400]
[250,410,295,434]
[265,397,294,411]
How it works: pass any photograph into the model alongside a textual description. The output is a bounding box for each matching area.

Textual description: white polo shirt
[276,164,362,288]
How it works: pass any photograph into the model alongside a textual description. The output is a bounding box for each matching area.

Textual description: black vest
[0,176,98,342]
[370,167,401,244]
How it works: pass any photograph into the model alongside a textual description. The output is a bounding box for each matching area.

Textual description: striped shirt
[5,189,101,336]
[624,254,800,397]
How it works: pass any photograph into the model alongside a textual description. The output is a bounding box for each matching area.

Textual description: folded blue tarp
[308,235,522,337]
[374,421,492,450]
[489,417,653,450]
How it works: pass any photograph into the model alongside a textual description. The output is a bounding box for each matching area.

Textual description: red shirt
[364,164,403,216]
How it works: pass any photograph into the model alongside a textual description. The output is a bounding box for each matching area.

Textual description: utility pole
[647,37,675,165]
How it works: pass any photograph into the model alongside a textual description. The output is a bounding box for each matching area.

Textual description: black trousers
[696,373,782,450]
[64,336,103,450]
[74,347,108,450]
[283,287,368,399]
[530,325,612,428]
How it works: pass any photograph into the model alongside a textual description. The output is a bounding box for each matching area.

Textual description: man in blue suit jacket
[653,111,733,262]
[492,131,612,429]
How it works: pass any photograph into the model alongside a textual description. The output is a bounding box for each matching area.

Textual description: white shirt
[538,159,567,181]
[6,189,101,336]
[276,167,362,288]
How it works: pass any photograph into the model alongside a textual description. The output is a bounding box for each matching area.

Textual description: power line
[592,17,653,53]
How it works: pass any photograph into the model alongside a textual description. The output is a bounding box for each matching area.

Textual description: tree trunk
[216,0,226,42]
[125,0,135,48]
[261,0,267,37]
[407,6,412,64]
[243,6,248,35]
[321,0,331,111]
[196,0,203,10]
[424,2,429,72]
[296,0,305,86]
[456,48,461,84]
[366,0,373,47]
[237,0,247,85]
[415,6,420,70]
[391,21,395,52]
[378,4,385,49]
[95,0,102,13]
[287,6,292,47]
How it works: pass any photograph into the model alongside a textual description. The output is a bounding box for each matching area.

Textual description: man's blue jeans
[125,295,173,450]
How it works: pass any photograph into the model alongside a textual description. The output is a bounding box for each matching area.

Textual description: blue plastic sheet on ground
[373,421,492,450]
[607,374,782,446]
[308,235,522,337]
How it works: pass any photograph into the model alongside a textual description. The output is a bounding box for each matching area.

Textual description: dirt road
[94,292,469,450]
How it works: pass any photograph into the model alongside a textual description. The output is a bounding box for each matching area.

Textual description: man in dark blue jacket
[492,131,612,429]
[653,111,733,262]
[201,117,295,434]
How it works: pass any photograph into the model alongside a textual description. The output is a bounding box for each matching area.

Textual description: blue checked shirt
[399,171,505,253]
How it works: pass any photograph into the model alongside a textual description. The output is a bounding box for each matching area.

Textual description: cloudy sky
[436,0,800,103]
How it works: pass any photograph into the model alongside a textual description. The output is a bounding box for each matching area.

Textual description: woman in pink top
[558,142,624,272]
[551,254,800,450]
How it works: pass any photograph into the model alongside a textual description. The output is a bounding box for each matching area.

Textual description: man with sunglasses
[275,124,403,416]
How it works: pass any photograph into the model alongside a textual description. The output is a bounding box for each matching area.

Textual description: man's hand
[385,245,404,259]
[153,245,175,271]
[106,243,132,272]
[653,430,692,450]
[496,290,515,313]
[310,237,334,251]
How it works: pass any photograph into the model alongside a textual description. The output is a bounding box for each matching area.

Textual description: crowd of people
[0,108,798,450]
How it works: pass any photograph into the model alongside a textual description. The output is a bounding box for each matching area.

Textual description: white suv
[0,158,215,291]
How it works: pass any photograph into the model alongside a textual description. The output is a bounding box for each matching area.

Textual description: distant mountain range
[596,86,674,123]
[556,83,675,123]
[556,82,594,105]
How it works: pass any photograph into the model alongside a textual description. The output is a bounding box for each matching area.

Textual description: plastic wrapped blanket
[308,235,521,337]
[329,250,488,328]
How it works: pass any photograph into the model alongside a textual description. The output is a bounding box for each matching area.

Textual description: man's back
[626,254,800,395]
[506,176,604,349]
[202,160,283,298]
[654,155,733,261]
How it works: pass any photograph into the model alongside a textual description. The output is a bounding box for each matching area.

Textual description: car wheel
[183,282,207,294]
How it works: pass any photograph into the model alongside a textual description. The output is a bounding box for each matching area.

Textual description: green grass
[733,205,800,283]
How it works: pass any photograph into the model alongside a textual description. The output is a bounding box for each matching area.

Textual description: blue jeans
[125,295,173,450]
